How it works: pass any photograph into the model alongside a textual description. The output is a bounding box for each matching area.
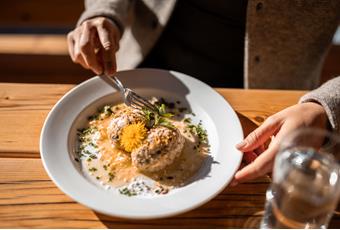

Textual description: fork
[99,75,158,113]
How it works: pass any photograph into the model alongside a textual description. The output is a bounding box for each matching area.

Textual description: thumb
[236,116,281,152]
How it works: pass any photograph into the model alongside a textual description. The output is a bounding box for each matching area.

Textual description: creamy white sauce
[77,103,209,197]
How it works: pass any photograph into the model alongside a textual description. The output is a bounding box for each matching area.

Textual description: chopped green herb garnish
[78,127,98,142]
[88,114,99,121]
[119,187,137,197]
[89,154,97,159]
[87,105,114,122]
[108,172,115,182]
[158,103,166,114]
[89,142,98,148]
[142,103,175,129]
[157,103,174,118]
[89,167,97,172]
[183,117,192,123]
[187,123,208,144]
[100,105,113,117]
[83,150,92,155]
[142,107,153,126]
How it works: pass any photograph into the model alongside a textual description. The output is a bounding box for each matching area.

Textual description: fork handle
[111,76,125,92]
[99,75,125,95]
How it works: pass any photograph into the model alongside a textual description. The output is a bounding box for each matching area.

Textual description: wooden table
[1,83,339,228]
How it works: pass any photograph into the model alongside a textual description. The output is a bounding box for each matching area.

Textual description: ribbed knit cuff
[299,77,340,133]
[76,0,131,37]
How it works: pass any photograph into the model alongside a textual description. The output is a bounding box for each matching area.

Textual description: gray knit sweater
[300,77,340,133]
[76,0,340,134]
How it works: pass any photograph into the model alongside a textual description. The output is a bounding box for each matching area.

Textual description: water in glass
[261,140,340,229]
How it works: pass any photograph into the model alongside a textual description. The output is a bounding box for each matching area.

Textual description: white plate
[40,68,243,219]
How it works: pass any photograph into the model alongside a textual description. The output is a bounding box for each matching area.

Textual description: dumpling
[107,107,145,147]
[131,126,185,172]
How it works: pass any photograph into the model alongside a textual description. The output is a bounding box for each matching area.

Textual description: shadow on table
[236,111,260,137]
[94,193,265,228]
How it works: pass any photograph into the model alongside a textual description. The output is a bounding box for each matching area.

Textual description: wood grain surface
[0,35,68,55]
[1,83,339,228]
[0,0,83,28]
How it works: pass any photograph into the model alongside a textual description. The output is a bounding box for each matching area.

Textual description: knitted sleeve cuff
[299,77,340,133]
[76,0,131,36]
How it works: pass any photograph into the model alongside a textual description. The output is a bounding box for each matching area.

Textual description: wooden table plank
[0,158,269,228]
[217,88,306,125]
[0,0,83,28]
[0,35,68,55]
[0,83,73,153]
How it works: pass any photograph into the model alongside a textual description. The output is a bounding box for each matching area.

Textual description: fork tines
[127,90,158,112]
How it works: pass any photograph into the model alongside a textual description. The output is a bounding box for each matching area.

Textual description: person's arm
[299,76,340,133]
[232,76,340,186]
[77,0,131,35]
[67,0,131,75]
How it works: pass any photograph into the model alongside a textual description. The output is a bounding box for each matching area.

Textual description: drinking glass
[261,128,340,229]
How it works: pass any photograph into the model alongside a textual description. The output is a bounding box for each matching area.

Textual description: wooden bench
[0,1,339,85]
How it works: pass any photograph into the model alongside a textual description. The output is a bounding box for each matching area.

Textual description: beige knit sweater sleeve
[76,0,131,34]
[300,76,340,133]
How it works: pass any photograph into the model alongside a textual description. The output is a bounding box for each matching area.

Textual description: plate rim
[40,68,244,219]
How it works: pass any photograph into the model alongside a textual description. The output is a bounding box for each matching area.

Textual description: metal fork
[99,75,158,113]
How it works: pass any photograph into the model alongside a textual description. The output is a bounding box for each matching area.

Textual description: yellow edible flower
[120,122,147,152]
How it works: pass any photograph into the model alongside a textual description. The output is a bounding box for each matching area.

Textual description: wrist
[302,102,330,130]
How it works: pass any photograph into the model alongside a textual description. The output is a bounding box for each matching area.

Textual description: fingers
[236,116,281,152]
[68,29,89,70]
[96,20,117,75]
[67,32,76,61]
[241,144,265,165]
[234,142,278,183]
[234,120,296,184]
[231,103,330,186]
[79,22,102,74]
[243,151,258,164]
[230,146,265,187]
[67,17,119,75]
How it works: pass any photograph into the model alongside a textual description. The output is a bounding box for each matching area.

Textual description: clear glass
[261,128,340,229]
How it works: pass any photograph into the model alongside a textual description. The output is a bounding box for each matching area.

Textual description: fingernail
[236,141,246,149]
